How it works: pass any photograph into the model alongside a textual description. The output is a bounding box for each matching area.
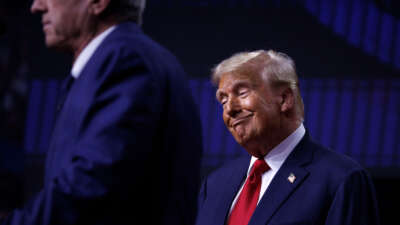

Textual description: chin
[45,38,57,48]
[45,38,68,52]
[44,34,62,48]
[235,135,251,148]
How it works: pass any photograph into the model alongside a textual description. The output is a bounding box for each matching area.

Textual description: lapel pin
[288,173,296,184]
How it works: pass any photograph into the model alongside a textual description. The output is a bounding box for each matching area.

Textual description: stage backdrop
[24,78,400,176]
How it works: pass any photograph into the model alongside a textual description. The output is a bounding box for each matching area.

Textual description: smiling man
[1,0,202,225]
[195,50,380,225]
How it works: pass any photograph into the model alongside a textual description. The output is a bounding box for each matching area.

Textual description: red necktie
[227,159,270,225]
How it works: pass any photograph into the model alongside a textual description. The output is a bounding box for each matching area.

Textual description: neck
[72,21,117,62]
[247,120,301,158]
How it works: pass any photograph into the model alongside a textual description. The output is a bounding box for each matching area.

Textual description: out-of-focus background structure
[0,0,399,224]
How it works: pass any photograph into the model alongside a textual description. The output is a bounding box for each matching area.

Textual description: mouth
[231,114,252,127]
[42,20,50,28]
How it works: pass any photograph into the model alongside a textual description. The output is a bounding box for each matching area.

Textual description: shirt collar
[71,25,116,78]
[247,123,305,176]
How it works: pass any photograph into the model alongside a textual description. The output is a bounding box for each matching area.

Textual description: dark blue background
[0,0,399,224]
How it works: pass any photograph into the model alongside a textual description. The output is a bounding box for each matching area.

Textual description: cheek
[49,13,65,33]
[222,113,230,127]
[240,97,253,108]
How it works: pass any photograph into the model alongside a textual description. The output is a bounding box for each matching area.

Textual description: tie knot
[251,159,270,176]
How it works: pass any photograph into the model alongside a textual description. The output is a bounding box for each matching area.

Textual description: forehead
[218,70,264,91]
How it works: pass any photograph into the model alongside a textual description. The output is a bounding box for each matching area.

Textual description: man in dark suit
[196,50,380,225]
[2,0,202,225]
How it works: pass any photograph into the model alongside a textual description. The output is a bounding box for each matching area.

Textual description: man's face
[216,71,282,155]
[31,0,90,51]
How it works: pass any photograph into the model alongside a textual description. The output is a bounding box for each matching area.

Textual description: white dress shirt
[229,123,306,213]
[71,26,116,79]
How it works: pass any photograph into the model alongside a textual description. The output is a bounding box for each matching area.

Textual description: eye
[220,97,227,105]
[238,89,249,97]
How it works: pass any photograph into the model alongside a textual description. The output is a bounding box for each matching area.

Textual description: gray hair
[212,49,304,119]
[103,0,146,25]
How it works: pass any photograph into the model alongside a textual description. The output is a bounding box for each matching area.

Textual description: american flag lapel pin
[288,173,296,184]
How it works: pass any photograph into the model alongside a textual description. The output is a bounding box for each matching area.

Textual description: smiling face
[216,70,283,157]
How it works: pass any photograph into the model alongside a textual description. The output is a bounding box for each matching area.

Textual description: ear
[280,87,294,113]
[88,0,111,15]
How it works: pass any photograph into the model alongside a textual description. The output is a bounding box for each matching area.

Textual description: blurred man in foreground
[196,50,379,225]
[1,0,202,224]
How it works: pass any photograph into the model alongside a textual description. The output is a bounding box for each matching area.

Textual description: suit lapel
[249,134,314,225]
[211,157,250,225]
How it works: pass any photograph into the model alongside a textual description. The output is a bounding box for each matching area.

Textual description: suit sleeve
[325,169,380,225]
[2,47,165,225]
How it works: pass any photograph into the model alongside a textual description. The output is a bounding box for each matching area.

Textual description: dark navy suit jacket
[196,133,380,225]
[4,22,202,225]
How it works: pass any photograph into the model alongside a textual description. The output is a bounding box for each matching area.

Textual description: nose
[224,97,240,118]
[31,0,45,14]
